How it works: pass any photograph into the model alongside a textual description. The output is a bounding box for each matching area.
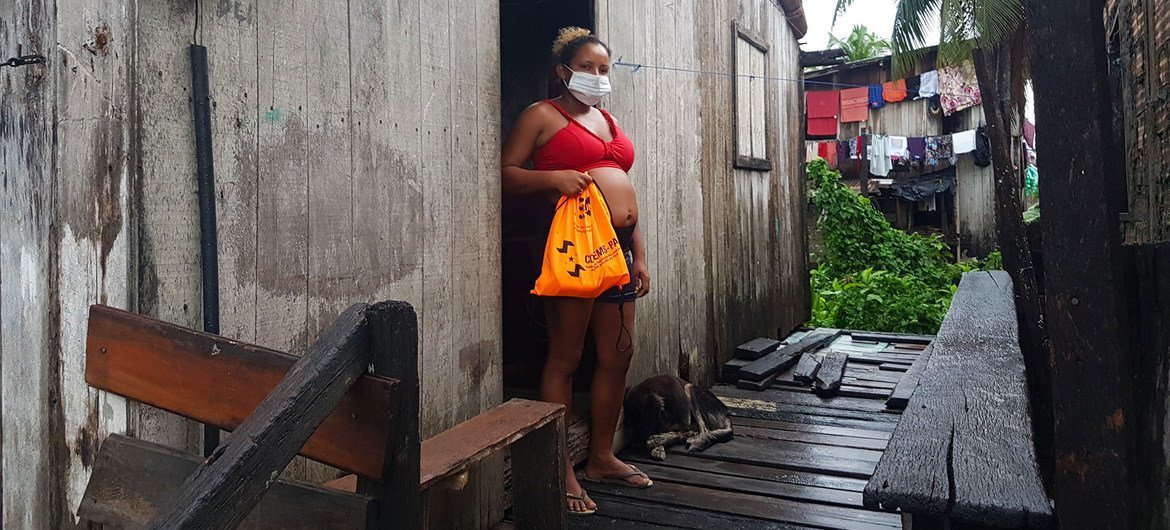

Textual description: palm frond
[890,0,942,75]
[833,0,858,28]
[971,0,1024,47]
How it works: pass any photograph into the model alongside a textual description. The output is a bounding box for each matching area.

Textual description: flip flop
[583,464,654,489]
[566,492,597,516]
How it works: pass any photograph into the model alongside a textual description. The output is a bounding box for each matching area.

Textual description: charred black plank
[1032,0,1133,524]
[847,331,934,345]
[150,304,370,529]
[586,478,901,528]
[738,331,842,382]
[734,338,781,361]
[736,371,779,391]
[864,272,1052,527]
[814,351,848,396]
[78,435,370,529]
[886,344,935,410]
[792,353,821,383]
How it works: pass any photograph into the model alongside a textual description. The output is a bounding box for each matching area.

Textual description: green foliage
[806,159,990,334]
[833,0,1025,76]
[1023,203,1040,224]
[828,25,892,62]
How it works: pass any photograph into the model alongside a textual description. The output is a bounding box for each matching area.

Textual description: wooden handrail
[150,303,371,529]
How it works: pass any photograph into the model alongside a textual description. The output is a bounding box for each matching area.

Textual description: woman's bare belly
[589,167,638,227]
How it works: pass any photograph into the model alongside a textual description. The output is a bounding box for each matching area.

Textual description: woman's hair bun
[552,27,593,55]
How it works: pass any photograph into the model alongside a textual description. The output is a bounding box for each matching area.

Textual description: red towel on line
[806,90,840,137]
[840,87,869,123]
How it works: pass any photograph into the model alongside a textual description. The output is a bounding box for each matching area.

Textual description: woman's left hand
[633,262,651,298]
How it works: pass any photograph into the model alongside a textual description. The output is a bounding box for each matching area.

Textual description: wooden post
[148,304,371,529]
[360,301,422,529]
[510,415,567,529]
[1028,0,1134,525]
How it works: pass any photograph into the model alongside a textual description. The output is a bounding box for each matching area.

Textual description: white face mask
[563,65,611,106]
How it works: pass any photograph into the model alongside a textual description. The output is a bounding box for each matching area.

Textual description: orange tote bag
[532,183,630,298]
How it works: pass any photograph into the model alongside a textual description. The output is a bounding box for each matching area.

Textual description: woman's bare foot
[566,469,597,514]
[584,453,653,488]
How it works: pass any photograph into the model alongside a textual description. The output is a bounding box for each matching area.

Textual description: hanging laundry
[888,136,910,160]
[925,135,954,167]
[840,87,869,123]
[952,129,978,154]
[883,79,908,103]
[818,141,838,168]
[836,140,851,164]
[806,90,840,137]
[907,137,927,160]
[805,141,819,163]
[938,63,982,116]
[927,95,943,117]
[869,134,893,177]
[905,75,921,99]
[973,126,992,167]
[868,85,886,109]
[916,70,939,99]
[849,136,861,159]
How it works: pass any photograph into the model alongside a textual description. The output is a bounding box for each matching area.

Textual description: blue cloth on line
[868,84,886,109]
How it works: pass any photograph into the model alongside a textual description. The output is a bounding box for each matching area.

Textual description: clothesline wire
[612,59,976,100]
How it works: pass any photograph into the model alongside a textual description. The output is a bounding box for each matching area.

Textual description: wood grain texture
[78,435,371,529]
[792,352,821,383]
[886,343,934,410]
[734,337,781,361]
[813,351,848,396]
[149,304,370,529]
[592,0,806,387]
[420,399,563,490]
[739,331,840,381]
[586,478,900,528]
[85,305,399,478]
[2,0,135,524]
[510,414,567,530]
[1,0,66,525]
[864,272,1052,527]
[134,0,204,453]
[359,301,420,528]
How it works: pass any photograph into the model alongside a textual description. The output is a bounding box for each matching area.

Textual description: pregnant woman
[501,27,652,515]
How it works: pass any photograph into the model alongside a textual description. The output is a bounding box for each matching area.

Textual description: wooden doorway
[499,0,595,396]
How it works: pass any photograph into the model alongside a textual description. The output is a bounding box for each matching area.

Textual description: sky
[800,1,940,52]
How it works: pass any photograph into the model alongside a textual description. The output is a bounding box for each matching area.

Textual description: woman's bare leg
[541,297,597,512]
[583,302,652,486]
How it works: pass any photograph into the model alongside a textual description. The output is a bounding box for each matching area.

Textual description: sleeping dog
[623,375,733,460]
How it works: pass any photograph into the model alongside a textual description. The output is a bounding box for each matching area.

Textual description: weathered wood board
[864,272,1052,526]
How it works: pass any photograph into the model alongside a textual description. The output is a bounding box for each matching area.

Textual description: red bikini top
[531,100,636,173]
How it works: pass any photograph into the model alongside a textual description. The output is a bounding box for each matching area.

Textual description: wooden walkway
[571,332,928,529]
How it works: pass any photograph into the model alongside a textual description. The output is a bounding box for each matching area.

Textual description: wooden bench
[77,302,566,529]
[864,272,1054,528]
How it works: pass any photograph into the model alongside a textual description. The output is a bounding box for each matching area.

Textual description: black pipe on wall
[190,43,221,456]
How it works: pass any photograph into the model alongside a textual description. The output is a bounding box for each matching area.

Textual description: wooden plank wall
[1113,0,1170,244]
[1,0,133,525]
[598,0,809,387]
[137,0,504,524]
[954,110,997,258]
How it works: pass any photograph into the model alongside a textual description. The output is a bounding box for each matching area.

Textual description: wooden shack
[1106,0,1170,244]
[0,0,809,525]
[804,52,998,258]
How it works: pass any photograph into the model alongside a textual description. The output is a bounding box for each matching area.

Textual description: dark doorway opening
[499,0,595,395]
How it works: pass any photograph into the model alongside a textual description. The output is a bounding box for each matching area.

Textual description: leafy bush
[806,159,992,334]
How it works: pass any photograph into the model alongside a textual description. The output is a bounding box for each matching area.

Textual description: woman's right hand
[553,170,594,195]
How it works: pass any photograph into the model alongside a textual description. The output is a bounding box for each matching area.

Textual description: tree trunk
[972,38,1054,486]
